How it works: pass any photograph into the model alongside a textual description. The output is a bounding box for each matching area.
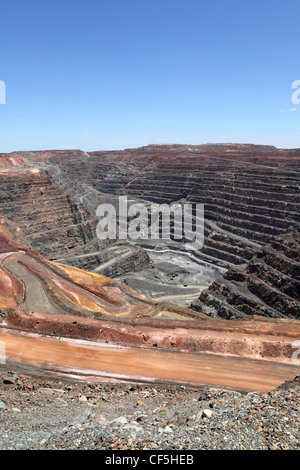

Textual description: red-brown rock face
[1,143,299,320]
[0,217,201,321]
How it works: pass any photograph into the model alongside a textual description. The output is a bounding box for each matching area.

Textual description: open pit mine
[0,143,300,393]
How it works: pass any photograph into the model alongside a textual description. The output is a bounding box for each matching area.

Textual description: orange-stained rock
[0,217,203,321]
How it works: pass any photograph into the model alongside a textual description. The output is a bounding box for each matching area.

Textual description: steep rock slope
[53,144,300,267]
[0,156,150,276]
[1,144,299,315]
[0,217,202,321]
[5,145,300,269]
[191,226,300,320]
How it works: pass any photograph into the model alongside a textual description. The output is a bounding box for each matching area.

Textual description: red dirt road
[0,330,299,393]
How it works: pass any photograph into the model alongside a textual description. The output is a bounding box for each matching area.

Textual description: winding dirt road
[1,329,299,393]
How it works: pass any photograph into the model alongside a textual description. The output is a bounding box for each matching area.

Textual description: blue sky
[0,0,299,152]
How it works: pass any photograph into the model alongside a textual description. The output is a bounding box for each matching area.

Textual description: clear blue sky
[0,0,299,152]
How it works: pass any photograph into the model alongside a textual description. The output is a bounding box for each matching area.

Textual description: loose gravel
[0,365,299,450]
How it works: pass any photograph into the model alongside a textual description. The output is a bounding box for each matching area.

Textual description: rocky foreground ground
[0,364,299,450]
